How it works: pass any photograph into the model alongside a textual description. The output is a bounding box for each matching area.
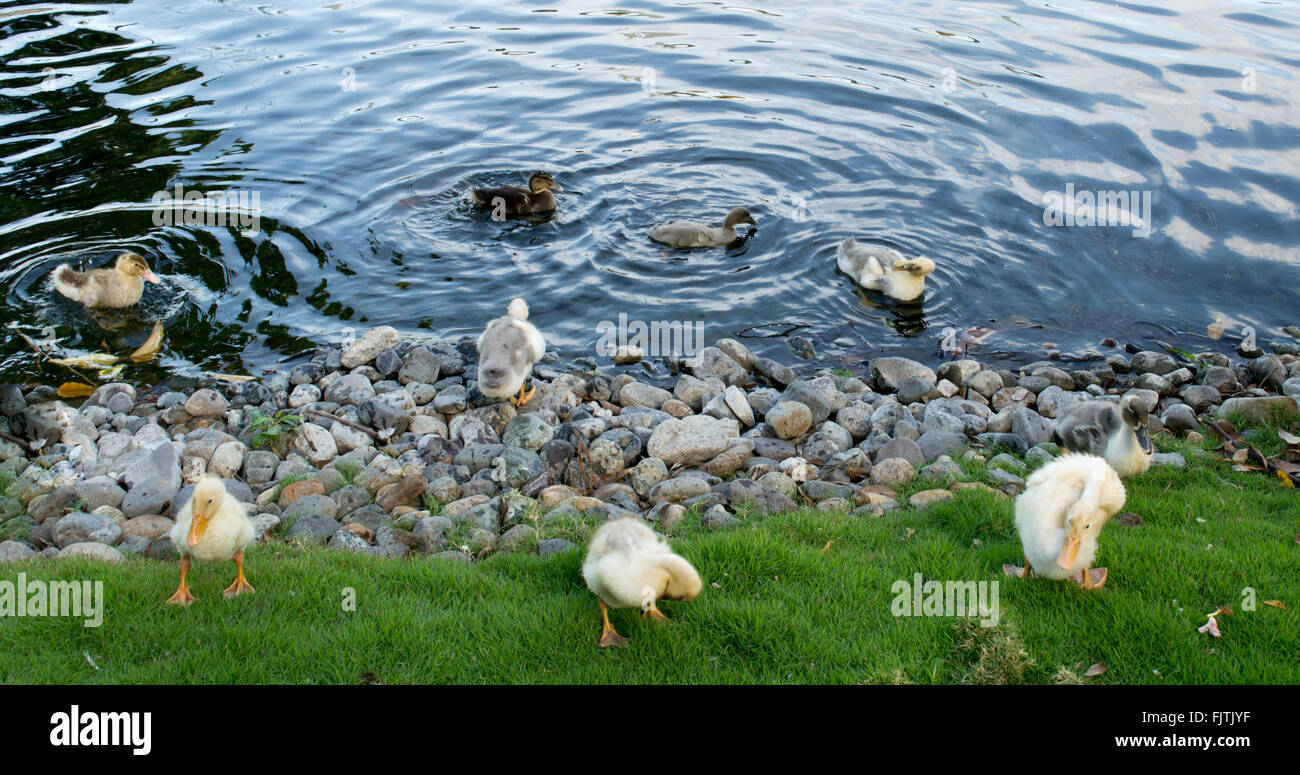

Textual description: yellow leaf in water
[127,322,164,363]
[49,352,119,368]
[56,382,96,398]
[201,372,256,383]
[1207,320,1225,340]
[97,364,124,380]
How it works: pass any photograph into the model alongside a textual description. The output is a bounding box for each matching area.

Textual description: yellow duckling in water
[166,475,255,606]
[581,517,701,647]
[52,252,161,308]
[1010,454,1126,590]
[836,237,935,302]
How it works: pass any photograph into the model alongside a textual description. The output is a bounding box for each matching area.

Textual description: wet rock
[690,347,748,386]
[342,326,399,369]
[1131,351,1180,375]
[869,357,936,393]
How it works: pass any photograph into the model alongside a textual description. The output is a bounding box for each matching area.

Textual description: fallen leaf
[821,540,834,552]
[1263,600,1288,611]
[49,352,119,368]
[1207,321,1225,340]
[1278,429,1300,446]
[56,382,95,398]
[1115,512,1143,527]
[1278,470,1295,488]
[97,364,124,380]
[1001,564,1025,578]
[1232,448,1249,464]
[127,321,164,362]
[1085,662,1107,677]
[201,372,256,383]
[1198,616,1222,637]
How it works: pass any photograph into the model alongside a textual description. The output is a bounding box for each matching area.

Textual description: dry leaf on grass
[1278,429,1300,446]
[1084,662,1107,677]
[1263,600,1288,611]
[1115,512,1143,527]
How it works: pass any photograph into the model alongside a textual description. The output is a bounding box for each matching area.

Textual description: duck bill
[1135,427,1153,454]
[186,513,209,547]
[1056,529,1082,571]
[143,269,162,284]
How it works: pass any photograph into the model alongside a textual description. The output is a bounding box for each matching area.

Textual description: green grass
[1,430,1297,684]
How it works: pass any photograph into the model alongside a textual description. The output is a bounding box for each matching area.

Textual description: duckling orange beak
[186,513,208,547]
[1057,526,1082,571]
[143,269,162,284]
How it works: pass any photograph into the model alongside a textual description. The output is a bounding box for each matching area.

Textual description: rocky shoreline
[1,326,1297,566]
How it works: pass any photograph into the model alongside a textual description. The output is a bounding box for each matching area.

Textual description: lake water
[2,0,1298,383]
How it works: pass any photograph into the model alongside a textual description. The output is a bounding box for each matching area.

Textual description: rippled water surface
[2,0,1298,381]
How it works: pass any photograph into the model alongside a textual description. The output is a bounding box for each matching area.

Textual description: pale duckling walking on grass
[582,517,702,647]
[648,205,756,248]
[470,171,563,218]
[1055,395,1153,478]
[167,475,255,606]
[52,252,161,308]
[836,237,935,302]
[477,298,546,407]
[1009,454,1126,590]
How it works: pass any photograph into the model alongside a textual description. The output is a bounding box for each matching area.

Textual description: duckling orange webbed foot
[510,383,535,407]
[222,550,255,598]
[643,605,668,622]
[1078,567,1108,590]
[167,557,196,606]
[597,599,630,648]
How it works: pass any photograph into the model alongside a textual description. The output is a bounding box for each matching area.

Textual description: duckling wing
[471,186,532,213]
[52,265,99,305]
[648,220,713,248]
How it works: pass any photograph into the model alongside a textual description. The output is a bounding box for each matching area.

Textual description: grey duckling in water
[477,298,547,406]
[647,206,756,248]
[470,171,562,218]
[52,252,161,308]
[1054,395,1153,478]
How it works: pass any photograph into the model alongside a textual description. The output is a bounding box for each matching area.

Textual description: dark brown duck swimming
[471,171,562,218]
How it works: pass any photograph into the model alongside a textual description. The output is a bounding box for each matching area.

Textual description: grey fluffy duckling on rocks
[476,298,546,406]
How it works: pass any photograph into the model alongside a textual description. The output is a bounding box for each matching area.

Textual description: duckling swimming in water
[470,171,562,218]
[582,517,702,647]
[167,475,255,606]
[1012,453,1126,589]
[52,252,161,308]
[647,206,756,248]
[477,298,546,406]
[1055,395,1153,478]
[836,237,935,302]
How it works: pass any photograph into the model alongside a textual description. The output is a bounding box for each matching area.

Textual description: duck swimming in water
[470,171,562,218]
[52,252,161,308]
[836,237,935,302]
[477,298,546,406]
[1055,394,1153,478]
[647,206,756,248]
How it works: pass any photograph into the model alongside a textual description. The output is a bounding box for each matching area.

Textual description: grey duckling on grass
[647,205,756,248]
[1054,395,1154,478]
[470,171,563,217]
[51,252,161,308]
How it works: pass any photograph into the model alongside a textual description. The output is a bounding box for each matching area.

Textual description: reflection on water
[1,0,1298,384]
